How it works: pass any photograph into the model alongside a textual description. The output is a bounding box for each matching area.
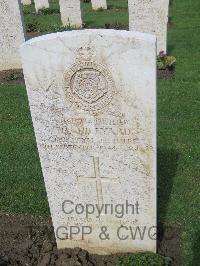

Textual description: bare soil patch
[157,68,175,80]
[0,69,24,86]
[0,213,182,266]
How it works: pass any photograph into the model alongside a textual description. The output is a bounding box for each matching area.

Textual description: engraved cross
[78,157,120,206]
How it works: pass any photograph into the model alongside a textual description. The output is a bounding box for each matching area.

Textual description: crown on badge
[77,47,95,61]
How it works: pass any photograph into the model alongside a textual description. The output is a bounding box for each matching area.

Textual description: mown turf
[0,85,49,215]
[157,1,200,265]
[0,0,200,265]
[23,0,128,32]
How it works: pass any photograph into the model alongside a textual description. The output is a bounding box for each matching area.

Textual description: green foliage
[26,19,40,32]
[157,51,176,70]
[116,252,172,266]
[26,19,75,33]
[96,7,105,12]
[38,7,59,15]
[23,6,34,15]
[23,5,34,15]
[165,56,176,66]
[47,24,74,32]
[6,73,19,81]
[24,0,128,31]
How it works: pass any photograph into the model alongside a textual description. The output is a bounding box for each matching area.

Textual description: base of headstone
[22,0,32,5]
[91,0,107,10]
[34,0,49,12]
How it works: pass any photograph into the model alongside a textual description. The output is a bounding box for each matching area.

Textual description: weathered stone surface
[91,0,107,10]
[22,0,32,5]
[0,0,25,71]
[34,0,49,12]
[59,0,82,28]
[20,30,157,254]
[128,0,169,54]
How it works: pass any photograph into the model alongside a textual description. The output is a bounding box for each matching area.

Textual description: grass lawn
[23,0,128,32]
[0,0,200,265]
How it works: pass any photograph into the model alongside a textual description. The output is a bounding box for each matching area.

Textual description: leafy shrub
[6,73,19,81]
[48,24,73,32]
[157,51,176,70]
[38,8,59,15]
[116,252,172,266]
[26,19,41,32]
[26,21,79,33]
[105,23,127,30]
[23,2,35,15]
[96,7,105,12]
[23,9,31,15]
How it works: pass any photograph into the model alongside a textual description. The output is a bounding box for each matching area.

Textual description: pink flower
[159,51,166,57]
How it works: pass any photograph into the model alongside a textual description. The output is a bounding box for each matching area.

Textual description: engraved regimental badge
[64,47,116,115]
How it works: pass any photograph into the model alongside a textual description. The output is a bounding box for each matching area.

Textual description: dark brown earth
[0,69,25,86]
[157,68,175,80]
[26,32,45,40]
[157,223,183,266]
[0,66,174,87]
[0,213,182,266]
[103,24,128,30]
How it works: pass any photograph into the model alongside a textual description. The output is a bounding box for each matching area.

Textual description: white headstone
[128,0,169,54]
[91,0,107,10]
[20,30,157,254]
[22,0,32,5]
[0,0,25,71]
[34,0,49,12]
[59,0,82,28]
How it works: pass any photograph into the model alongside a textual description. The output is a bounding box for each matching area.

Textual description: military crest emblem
[64,47,116,115]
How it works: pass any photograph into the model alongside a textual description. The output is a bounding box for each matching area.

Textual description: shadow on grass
[157,147,180,224]
[191,232,200,266]
[83,21,97,28]
[167,44,176,54]
[157,148,182,265]
[107,5,128,10]
[157,224,183,266]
